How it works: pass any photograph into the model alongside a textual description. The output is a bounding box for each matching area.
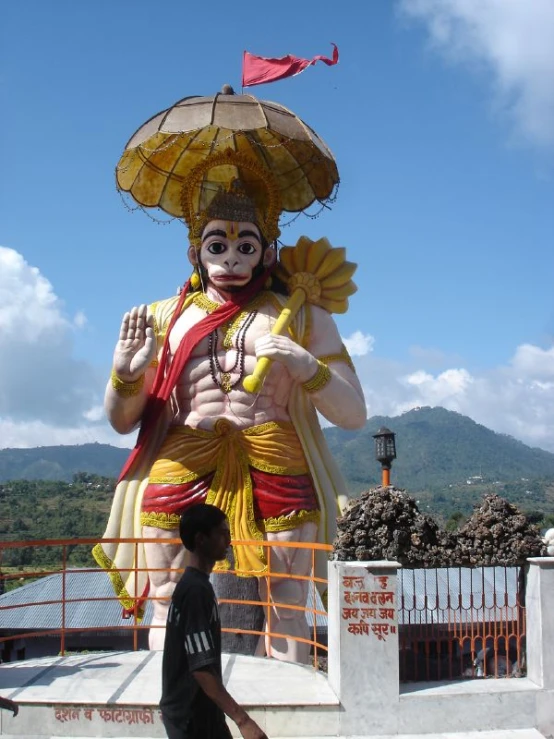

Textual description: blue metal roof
[0,568,328,631]
[398,566,521,625]
[0,566,520,633]
[0,569,143,631]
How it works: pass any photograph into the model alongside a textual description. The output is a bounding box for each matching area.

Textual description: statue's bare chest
[167,300,279,361]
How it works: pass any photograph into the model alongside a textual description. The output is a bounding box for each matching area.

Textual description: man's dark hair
[179,504,227,552]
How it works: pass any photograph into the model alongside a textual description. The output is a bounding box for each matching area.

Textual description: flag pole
[241,50,246,93]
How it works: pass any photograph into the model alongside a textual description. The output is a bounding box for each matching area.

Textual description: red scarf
[118,269,271,482]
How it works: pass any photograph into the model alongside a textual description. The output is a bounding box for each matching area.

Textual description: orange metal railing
[0,537,331,668]
[1,541,528,682]
[398,566,526,681]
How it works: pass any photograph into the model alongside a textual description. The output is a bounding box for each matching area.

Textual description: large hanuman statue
[93,90,367,664]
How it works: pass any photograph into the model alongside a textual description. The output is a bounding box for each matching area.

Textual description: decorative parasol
[116,85,339,220]
[243,236,357,393]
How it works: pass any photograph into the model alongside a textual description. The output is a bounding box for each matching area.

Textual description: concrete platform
[0,650,338,737]
[0,652,549,738]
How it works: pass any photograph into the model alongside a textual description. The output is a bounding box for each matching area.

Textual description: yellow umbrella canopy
[116,85,339,219]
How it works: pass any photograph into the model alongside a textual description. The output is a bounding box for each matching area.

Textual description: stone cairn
[333,486,453,567]
[333,487,546,567]
[453,493,546,566]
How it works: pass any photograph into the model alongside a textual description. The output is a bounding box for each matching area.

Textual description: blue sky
[1,0,554,451]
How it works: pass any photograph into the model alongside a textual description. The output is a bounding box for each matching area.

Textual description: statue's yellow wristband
[110,370,145,397]
[303,360,332,393]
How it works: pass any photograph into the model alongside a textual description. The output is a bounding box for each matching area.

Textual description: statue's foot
[265,628,311,664]
[148,621,166,651]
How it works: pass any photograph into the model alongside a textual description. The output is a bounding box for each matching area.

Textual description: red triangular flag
[242,44,339,87]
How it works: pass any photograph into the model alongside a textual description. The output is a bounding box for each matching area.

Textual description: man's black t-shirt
[160,567,225,730]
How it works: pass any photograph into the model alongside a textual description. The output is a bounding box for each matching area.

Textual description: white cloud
[73,311,88,329]
[0,247,110,446]
[0,418,132,449]
[510,343,554,378]
[342,330,375,357]
[83,405,106,423]
[0,247,71,341]
[354,341,554,451]
[399,0,554,149]
[401,368,473,406]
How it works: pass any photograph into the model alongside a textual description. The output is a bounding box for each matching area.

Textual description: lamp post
[373,427,397,487]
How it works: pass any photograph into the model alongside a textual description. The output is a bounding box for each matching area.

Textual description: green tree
[524,510,545,525]
[445,511,465,531]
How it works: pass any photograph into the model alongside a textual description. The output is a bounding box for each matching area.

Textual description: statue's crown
[206,179,257,225]
[180,149,282,246]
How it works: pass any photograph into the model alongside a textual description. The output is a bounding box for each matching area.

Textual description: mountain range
[2,408,554,501]
[324,406,554,492]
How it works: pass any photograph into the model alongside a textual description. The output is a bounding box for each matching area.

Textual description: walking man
[160,503,268,739]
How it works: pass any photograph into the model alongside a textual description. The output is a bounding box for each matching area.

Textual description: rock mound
[333,486,454,567]
[333,488,545,568]
[452,494,545,566]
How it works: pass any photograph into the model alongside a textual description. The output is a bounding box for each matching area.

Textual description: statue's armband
[316,344,356,372]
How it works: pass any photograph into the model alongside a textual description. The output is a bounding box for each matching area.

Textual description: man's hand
[0,696,18,716]
[254,333,317,384]
[112,304,157,382]
[192,668,268,739]
[237,715,268,739]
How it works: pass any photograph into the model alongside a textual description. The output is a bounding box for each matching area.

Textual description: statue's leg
[142,525,187,650]
[260,521,318,664]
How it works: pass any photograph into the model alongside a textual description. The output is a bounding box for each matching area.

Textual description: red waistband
[142,468,318,520]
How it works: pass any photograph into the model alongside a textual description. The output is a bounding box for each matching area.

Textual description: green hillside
[0,443,129,482]
[326,406,554,493]
[1,408,554,526]
[0,474,115,569]
[1,408,554,568]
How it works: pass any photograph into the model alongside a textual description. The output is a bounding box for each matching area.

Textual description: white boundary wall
[327,558,554,737]
[0,559,552,737]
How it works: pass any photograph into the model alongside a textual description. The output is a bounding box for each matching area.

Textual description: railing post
[526,557,554,737]
[61,545,66,656]
[328,560,401,736]
[133,542,139,651]
[526,557,554,688]
[311,546,317,668]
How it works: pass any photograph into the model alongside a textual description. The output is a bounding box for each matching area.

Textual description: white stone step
[0,730,547,739]
[355,736,548,739]
[289,736,547,739]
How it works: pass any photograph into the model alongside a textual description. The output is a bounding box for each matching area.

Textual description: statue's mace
[243,236,358,394]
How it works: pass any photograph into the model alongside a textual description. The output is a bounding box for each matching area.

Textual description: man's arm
[0,696,18,716]
[192,667,267,739]
[182,589,268,739]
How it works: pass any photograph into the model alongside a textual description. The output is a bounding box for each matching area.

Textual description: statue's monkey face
[189,219,275,292]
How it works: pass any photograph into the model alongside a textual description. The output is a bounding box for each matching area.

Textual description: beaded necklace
[192,291,264,394]
[208,310,258,393]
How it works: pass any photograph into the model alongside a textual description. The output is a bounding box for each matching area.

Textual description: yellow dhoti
[142,419,319,575]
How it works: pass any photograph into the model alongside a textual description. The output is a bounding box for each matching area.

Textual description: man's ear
[188,245,199,266]
[193,530,205,552]
[262,246,277,268]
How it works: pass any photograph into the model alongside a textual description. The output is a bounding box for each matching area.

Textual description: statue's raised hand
[112,305,156,382]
